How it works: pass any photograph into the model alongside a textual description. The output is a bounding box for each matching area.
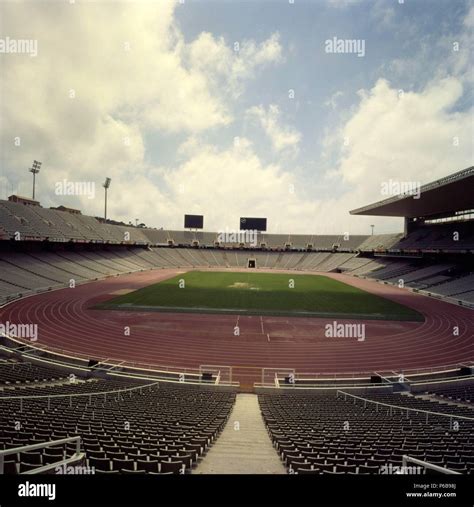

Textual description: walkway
[194,393,286,474]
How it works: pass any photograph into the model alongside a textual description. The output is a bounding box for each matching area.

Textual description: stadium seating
[0,359,68,384]
[2,199,473,253]
[0,202,50,240]
[393,222,474,251]
[361,392,474,419]
[1,244,472,306]
[259,391,474,475]
[423,382,474,404]
[0,368,236,474]
[358,234,403,252]
[0,199,472,481]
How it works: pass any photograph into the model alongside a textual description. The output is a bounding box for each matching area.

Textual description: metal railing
[0,381,160,405]
[256,363,473,385]
[1,335,240,387]
[0,436,83,475]
[402,455,461,475]
[3,333,205,377]
[411,375,474,387]
[337,390,474,426]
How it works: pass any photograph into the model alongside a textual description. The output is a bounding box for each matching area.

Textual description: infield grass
[95,271,424,321]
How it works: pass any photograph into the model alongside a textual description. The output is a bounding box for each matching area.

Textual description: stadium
[0,167,473,498]
[0,1,473,506]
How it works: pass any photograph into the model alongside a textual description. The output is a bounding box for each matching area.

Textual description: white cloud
[246,104,301,155]
[328,0,362,8]
[328,77,472,201]
[324,90,344,110]
[0,1,471,237]
[370,0,396,29]
[463,4,474,27]
[187,32,282,98]
[0,1,282,202]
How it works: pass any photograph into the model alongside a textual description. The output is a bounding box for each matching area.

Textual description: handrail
[402,455,461,475]
[2,333,205,376]
[0,381,159,401]
[2,336,474,380]
[337,390,474,422]
[270,362,473,379]
[107,371,239,388]
[260,376,471,390]
[4,331,472,381]
[373,372,394,384]
[411,376,474,387]
[23,453,87,475]
[255,382,391,390]
[0,436,81,474]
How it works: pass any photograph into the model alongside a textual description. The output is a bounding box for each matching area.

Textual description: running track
[1,269,473,386]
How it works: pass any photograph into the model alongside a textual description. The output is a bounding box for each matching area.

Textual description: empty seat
[89,456,110,471]
[137,459,159,473]
[160,460,184,474]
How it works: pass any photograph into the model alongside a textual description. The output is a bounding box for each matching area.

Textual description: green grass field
[96,271,423,321]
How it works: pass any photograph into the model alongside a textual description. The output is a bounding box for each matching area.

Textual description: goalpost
[199,364,233,385]
[261,367,296,387]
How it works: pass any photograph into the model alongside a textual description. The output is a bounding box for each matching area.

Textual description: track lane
[2,268,473,383]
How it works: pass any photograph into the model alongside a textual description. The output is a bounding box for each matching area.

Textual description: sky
[0,0,472,235]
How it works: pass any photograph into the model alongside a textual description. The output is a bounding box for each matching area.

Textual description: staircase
[194,393,285,474]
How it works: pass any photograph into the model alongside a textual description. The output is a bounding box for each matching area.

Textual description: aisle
[194,393,286,474]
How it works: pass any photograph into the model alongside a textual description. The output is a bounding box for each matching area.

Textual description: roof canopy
[350,166,474,218]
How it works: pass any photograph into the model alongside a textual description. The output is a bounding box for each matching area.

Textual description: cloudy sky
[0,0,472,234]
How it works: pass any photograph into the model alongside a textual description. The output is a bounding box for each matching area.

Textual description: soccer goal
[199,364,233,385]
[261,367,296,387]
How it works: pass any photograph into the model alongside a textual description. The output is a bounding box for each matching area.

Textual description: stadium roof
[350,166,474,218]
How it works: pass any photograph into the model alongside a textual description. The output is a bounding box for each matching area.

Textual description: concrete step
[194,393,286,474]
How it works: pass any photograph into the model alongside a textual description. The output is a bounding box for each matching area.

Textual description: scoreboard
[240,217,267,231]
[184,214,204,229]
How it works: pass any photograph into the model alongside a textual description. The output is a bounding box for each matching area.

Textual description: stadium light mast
[103,177,111,221]
[29,160,41,200]
[370,224,374,236]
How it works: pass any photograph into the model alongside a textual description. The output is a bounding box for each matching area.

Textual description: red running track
[1,269,473,385]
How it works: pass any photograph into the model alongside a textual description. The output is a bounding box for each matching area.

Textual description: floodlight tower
[370,224,375,236]
[29,160,42,200]
[103,177,111,221]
